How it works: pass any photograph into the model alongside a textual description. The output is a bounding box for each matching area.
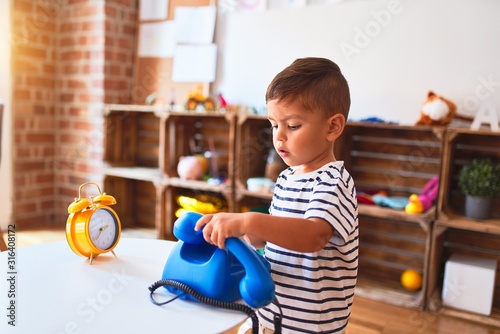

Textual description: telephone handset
[160,211,275,308]
[149,212,280,334]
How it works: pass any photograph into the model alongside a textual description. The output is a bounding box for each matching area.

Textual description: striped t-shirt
[258,161,359,333]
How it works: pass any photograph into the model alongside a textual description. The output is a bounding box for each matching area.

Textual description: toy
[175,194,227,217]
[400,269,422,291]
[405,176,439,214]
[185,84,216,111]
[415,91,457,126]
[372,194,408,210]
[357,190,388,205]
[177,155,208,180]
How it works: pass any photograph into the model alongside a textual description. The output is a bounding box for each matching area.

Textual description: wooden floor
[2,227,500,334]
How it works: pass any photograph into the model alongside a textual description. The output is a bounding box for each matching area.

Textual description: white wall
[215,0,500,125]
[0,0,12,229]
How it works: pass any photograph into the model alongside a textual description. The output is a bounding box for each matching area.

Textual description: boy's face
[267,99,338,174]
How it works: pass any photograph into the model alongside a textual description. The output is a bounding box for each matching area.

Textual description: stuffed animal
[415,91,457,126]
[405,176,439,214]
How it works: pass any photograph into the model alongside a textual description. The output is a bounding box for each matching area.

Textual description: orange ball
[400,269,423,291]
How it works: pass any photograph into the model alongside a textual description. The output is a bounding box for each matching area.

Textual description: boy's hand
[194,213,245,249]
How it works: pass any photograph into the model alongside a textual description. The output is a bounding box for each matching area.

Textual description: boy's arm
[195,212,334,252]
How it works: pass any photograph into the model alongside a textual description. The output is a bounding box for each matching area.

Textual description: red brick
[13,0,33,12]
[13,89,31,100]
[75,4,100,17]
[15,45,47,59]
[15,161,47,173]
[61,50,84,61]
[67,79,87,89]
[60,93,75,102]
[26,133,55,144]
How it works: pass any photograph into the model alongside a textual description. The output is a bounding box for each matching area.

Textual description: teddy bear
[415,91,457,126]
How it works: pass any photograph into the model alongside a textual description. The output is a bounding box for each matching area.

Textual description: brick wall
[11,0,137,228]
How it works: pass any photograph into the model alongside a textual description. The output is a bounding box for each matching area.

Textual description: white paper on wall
[138,21,177,58]
[139,0,169,21]
[172,44,218,82]
[174,6,216,44]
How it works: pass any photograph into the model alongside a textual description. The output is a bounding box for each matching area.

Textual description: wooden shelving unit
[101,105,500,325]
[102,104,235,240]
[427,128,500,326]
[233,113,275,213]
[336,122,445,309]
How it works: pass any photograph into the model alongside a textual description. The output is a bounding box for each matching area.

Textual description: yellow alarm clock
[66,182,121,265]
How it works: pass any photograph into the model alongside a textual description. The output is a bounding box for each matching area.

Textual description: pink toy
[405,176,439,214]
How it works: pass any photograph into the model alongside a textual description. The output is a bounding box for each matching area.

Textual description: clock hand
[95,225,109,240]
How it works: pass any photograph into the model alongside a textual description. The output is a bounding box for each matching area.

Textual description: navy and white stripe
[258,161,359,333]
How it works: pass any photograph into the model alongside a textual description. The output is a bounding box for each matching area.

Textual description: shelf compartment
[103,166,164,183]
[103,176,159,234]
[356,214,431,309]
[427,226,500,326]
[438,128,500,224]
[162,113,235,184]
[338,122,444,199]
[163,186,232,240]
[233,192,272,214]
[234,115,277,194]
[104,108,162,168]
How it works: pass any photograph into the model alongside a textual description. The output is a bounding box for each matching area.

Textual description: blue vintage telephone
[148,212,280,334]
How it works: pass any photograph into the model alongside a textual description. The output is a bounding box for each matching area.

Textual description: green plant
[458,158,500,198]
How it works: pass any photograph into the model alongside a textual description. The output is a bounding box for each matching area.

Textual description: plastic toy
[176,195,223,217]
[400,269,422,291]
[405,176,439,214]
[148,212,280,334]
[159,211,275,308]
[185,84,216,111]
[372,194,408,210]
[177,155,208,180]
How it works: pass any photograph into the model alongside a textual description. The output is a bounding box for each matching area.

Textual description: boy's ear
[327,114,345,142]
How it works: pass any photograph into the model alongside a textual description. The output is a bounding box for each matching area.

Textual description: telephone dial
[148,212,281,334]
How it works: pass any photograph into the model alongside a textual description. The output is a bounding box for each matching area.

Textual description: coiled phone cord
[149,279,260,334]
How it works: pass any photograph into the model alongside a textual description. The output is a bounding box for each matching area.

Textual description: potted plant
[458,158,500,219]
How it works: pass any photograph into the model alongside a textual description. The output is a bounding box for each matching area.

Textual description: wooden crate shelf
[163,186,232,240]
[356,214,431,309]
[336,122,445,309]
[234,114,275,194]
[428,226,500,326]
[233,193,272,215]
[338,122,444,200]
[101,104,500,324]
[103,176,159,233]
[437,128,500,223]
[104,107,163,168]
[428,128,500,326]
[162,112,235,182]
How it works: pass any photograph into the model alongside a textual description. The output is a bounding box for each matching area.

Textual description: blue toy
[160,212,275,309]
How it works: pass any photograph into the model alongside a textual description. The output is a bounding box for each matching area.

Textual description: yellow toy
[405,176,439,214]
[175,195,227,217]
[185,84,216,111]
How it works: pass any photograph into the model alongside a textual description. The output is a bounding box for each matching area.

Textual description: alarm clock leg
[111,250,117,258]
[89,253,95,265]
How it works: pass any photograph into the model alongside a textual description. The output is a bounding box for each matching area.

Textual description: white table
[0,238,247,333]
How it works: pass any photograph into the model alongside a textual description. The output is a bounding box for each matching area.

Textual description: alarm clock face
[88,208,119,250]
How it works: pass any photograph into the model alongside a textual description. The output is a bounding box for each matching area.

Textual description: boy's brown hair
[265,57,351,119]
